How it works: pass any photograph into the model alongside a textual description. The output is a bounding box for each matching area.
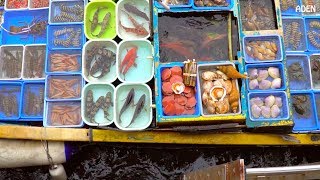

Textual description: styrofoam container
[117,40,154,83]
[154,0,192,8]
[248,91,290,121]
[2,9,48,44]
[116,0,150,40]
[0,45,24,80]
[44,101,83,128]
[245,63,287,92]
[46,48,82,74]
[192,0,233,11]
[197,62,242,117]
[29,0,49,10]
[82,39,117,83]
[0,82,22,120]
[282,17,307,52]
[4,0,28,11]
[114,83,152,131]
[291,92,318,131]
[49,0,84,24]
[243,35,284,63]
[286,54,312,91]
[45,74,83,101]
[81,83,115,126]
[310,54,320,90]
[305,17,320,51]
[22,44,46,80]
[21,81,45,120]
[47,24,84,50]
[280,0,302,16]
[157,62,200,118]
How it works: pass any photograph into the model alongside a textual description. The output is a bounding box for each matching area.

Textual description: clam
[250,97,264,107]
[249,79,259,89]
[251,104,262,118]
[261,106,271,118]
[171,82,185,94]
[271,105,281,118]
[271,78,282,89]
[268,67,280,79]
[265,95,275,107]
[249,68,258,80]
[275,97,283,107]
[202,81,214,93]
[257,70,269,81]
[209,86,227,102]
[259,80,272,90]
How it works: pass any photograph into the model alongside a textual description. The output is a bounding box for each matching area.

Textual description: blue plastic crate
[310,54,320,90]
[291,92,318,131]
[45,48,82,74]
[282,17,307,52]
[44,101,83,128]
[45,74,84,101]
[286,54,312,91]
[156,62,201,119]
[305,17,320,51]
[0,82,23,120]
[248,91,290,121]
[154,0,193,9]
[314,92,320,129]
[280,0,302,16]
[21,81,45,120]
[49,0,84,24]
[47,24,84,50]
[2,9,48,45]
[243,35,284,63]
[245,63,287,92]
[192,0,233,11]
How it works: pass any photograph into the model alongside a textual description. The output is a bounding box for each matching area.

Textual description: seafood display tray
[21,81,44,120]
[0,82,23,120]
[49,0,84,24]
[154,0,193,9]
[305,17,320,52]
[192,0,233,10]
[280,0,302,16]
[282,17,307,52]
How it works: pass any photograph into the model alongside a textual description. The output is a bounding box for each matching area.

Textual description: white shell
[209,86,227,102]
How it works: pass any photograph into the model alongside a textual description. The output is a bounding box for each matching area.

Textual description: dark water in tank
[158,12,239,63]
[1,143,320,180]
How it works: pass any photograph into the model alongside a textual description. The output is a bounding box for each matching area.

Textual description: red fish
[200,33,227,50]
[120,10,149,37]
[120,47,138,75]
[160,42,196,59]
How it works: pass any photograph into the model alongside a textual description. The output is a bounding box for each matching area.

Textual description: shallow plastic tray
[4,0,28,11]
[84,0,116,40]
[282,17,307,52]
[117,40,154,83]
[46,48,82,74]
[116,0,150,40]
[305,17,320,51]
[245,63,286,92]
[197,62,242,117]
[29,0,49,10]
[248,91,290,121]
[315,92,320,128]
[286,54,312,91]
[21,81,45,120]
[49,0,84,24]
[291,92,318,131]
[192,0,233,11]
[0,82,22,120]
[114,83,152,131]
[0,45,24,80]
[243,35,284,63]
[310,54,320,90]
[81,83,115,126]
[280,0,302,16]
[82,39,117,83]
[44,101,83,128]
[45,74,83,101]
[154,0,192,9]
[47,24,84,50]
[156,62,201,119]
[2,9,48,45]
[22,44,46,80]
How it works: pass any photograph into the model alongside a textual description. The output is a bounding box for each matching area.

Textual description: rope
[41,128,55,169]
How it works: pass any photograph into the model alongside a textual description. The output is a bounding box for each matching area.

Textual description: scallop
[265,95,276,107]
[261,106,271,118]
[271,105,281,118]
[251,104,262,118]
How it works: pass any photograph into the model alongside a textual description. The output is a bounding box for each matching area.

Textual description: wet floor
[1,143,320,179]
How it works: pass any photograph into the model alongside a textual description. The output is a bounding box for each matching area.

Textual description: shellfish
[209,86,226,102]
[171,82,185,94]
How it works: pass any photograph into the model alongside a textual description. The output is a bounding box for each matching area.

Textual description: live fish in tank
[120,46,138,78]
[119,9,148,37]
[85,90,113,123]
[124,3,149,21]
[119,88,135,123]
[125,94,146,128]
[90,7,107,33]
[93,12,111,38]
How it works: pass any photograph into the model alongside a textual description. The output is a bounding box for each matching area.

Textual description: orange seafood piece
[184,88,195,98]
[170,66,182,76]
[169,75,183,84]
[161,68,172,81]
[183,86,192,94]
[186,96,197,108]
[183,108,195,115]
[175,103,185,115]
[162,82,173,95]
[163,103,176,116]
[174,94,187,106]
[162,95,175,107]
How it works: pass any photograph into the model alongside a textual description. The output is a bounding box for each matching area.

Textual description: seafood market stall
[0,0,319,145]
